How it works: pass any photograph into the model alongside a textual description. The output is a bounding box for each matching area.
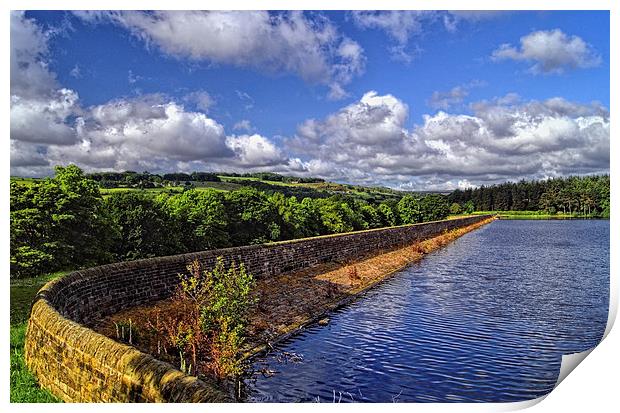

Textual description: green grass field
[98,181,243,197]
[218,175,298,187]
[99,186,180,197]
[471,210,589,219]
[218,175,402,197]
[10,177,42,186]
[10,271,67,403]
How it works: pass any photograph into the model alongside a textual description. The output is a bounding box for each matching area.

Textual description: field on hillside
[10,177,40,186]
[471,211,588,219]
[11,175,410,202]
[98,181,244,196]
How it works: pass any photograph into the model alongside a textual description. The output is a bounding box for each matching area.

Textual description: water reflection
[246,220,609,403]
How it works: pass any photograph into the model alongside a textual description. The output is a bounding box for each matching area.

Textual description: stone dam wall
[24,215,492,403]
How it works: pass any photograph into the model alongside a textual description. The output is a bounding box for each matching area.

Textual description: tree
[224,188,281,245]
[597,175,610,217]
[447,175,609,217]
[158,189,230,252]
[449,202,461,215]
[398,195,423,224]
[358,203,382,229]
[377,202,398,227]
[190,172,221,182]
[464,200,475,214]
[314,198,354,234]
[419,194,449,221]
[105,192,180,260]
[10,165,114,278]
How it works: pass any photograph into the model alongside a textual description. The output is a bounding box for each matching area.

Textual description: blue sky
[10,10,610,190]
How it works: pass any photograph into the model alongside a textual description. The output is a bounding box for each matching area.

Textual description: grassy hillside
[11,175,411,202]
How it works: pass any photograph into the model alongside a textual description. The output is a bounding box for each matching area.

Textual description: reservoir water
[245,220,610,403]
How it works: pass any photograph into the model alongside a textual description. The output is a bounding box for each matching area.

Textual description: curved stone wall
[24,215,492,402]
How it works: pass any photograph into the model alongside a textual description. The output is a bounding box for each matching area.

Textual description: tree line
[221,178,403,203]
[87,170,325,188]
[10,165,450,279]
[447,175,609,217]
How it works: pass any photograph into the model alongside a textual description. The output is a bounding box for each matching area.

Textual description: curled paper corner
[494,347,602,412]
[493,394,548,412]
[555,348,595,388]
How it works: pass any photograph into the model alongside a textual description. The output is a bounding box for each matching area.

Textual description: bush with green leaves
[224,188,282,245]
[10,165,114,278]
[449,202,462,215]
[464,200,475,214]
[175,257,256,379]
[104,192,180,260]
[419,194,449,221]
[397,195,423,224]
[159,189,230,251]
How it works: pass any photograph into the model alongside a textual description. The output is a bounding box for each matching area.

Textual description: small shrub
[114,319,139,345]
[411,243,425,255]
[147,257,256,380]
[145,304,204,369]
[210,318,244,378]
[196,258,256,378]
[346,265,361,285]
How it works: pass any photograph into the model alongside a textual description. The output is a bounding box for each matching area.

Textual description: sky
[9,10,610,190]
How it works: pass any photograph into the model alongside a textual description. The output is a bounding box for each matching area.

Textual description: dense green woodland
[447,175,609,217]
[10,166,448,278]
[87,170,325,187]
[10,166,610,279]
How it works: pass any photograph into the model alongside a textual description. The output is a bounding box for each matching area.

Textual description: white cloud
[183,90,215,112]
[492,29,601,74]
[69,64,82,78]
[89,94,165,125]
[428,80,485,110]
[10,11,58,99]
[127,70,143,84]
[443,11,506,32]
[350,11,430,45]
[235,90,254,110]
[75,11,365,98]
[10,13,81,147]
[10,140,50,168]
[226,134,286,167]
[12,92,294,174]
[10,89,80,145]
[350,11,435,61]
[350,11,504,62]
[293,91,409,149]
[428,86,469,110]
[286,91,609,189]
[83,97,233,162]
[11,89,610,188]
[233,120,253,131]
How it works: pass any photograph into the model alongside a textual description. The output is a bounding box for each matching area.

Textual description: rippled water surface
[246,220,609,403]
